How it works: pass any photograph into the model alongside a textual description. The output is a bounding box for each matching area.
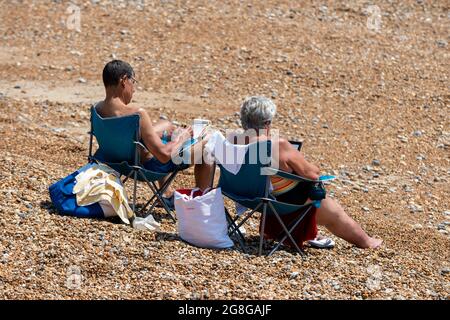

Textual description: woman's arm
[279,139,320,180]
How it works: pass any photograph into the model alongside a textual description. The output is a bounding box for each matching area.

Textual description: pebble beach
[0,0,448,299]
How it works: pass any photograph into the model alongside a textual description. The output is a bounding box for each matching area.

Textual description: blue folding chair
[88,105,186,221]
[218,140,324,256]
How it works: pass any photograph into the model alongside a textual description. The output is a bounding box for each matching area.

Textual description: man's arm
[137,108,191,163]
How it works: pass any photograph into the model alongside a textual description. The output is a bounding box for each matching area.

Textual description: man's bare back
[95,100,140,118]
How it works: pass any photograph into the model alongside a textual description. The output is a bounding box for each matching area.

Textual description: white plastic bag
[174,188,233,249]
[132,214,161,232]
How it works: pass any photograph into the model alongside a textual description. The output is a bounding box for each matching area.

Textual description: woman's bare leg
[315,197,383,248]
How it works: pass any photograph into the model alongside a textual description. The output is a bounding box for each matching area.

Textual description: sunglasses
[129,76,138,85]
[123,74,138,85]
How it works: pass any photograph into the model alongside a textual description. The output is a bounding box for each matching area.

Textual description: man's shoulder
[134,107,149,119]
[128,107,154,124]
[121,105,145,117]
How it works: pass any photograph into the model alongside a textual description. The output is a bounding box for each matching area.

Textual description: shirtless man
[94,60,213,204]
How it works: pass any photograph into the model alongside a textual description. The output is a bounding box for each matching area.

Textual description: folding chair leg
[139,186,163,216]
[132,170,138,214]
[268,207,311,257]
[140,170,178,217]
[137,170,176,222]
[225,208,247,253]
[227,203,262,236]
[267,202,304,256]
[141,194,158,216]
[259,202,268,256]
[122,170,134,184]
[151,181,176,222]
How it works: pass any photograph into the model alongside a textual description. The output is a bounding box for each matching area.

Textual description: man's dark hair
[102,60,134,87]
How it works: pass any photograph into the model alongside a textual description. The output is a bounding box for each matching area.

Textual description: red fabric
[260,207,317,249]
[176,188,206,198]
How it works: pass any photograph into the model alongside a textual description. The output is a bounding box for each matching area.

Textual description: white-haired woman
[235,96,382,249]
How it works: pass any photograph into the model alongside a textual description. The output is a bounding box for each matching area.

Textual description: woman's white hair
[240,96,277,130]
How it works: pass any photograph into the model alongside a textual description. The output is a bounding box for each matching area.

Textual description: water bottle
[161,130,169,144]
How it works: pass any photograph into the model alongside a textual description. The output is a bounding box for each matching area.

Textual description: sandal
[308,236,335,249]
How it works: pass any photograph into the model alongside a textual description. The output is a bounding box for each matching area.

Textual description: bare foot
[367,237,383,249]
[315,234,327,241]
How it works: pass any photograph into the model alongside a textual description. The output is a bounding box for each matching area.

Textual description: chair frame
[219,150,323,257]
[87,106,184,222]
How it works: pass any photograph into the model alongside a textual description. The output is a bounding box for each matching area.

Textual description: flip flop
[308,237,335,249]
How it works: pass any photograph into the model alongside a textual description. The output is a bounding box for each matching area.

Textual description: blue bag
[48,168,104,218]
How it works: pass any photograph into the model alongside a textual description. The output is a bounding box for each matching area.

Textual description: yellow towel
[73,163,133,224]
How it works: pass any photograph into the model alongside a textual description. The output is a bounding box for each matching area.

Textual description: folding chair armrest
[262,167,320,183]
[87,155,97,163]
[134,141,149,153]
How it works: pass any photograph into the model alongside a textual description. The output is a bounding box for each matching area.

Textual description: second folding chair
[217,140,324,256]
